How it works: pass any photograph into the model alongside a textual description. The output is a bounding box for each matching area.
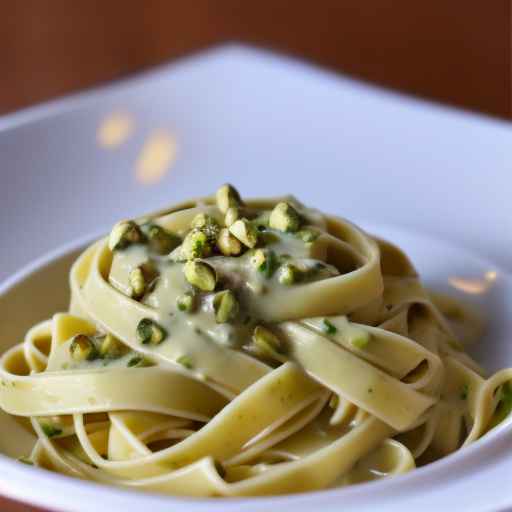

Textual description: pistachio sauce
[103,194,341,381]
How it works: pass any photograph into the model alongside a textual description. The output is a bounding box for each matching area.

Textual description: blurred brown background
[1,0,510,119]
[0,1,510,510]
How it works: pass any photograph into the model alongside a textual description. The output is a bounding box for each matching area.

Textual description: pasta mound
[0,187,510,497]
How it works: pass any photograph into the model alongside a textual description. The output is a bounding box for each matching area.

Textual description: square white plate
[1,44,512,512]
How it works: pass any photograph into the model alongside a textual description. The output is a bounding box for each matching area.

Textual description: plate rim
[1,43,508,134]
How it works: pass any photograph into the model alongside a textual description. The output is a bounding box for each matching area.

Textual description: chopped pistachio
[229,219,258,248]
[17,456,33,465]
[70,334,98,362]
[176,292,196,313]
[216,184,242,213]
[460,383,469,400]
[127,356,142,367]
[41,423,62,438]
[184,260,216,291]
[349,330,370,349]
[224,207,239,227]
[177,355,194,369]
[145,224,181,255]
[217,228,242,256]
[202,223,221,245]
[191,213,212,229]
[278,264,301,286]
[98,333,123,359]
[253,326,284,359]
[129,267,146,299]
[213,290,239,323]
[128,261,159,299]
[181,229,212,260]
[127,355,151,367]
[269,202,301,232]
[329,394,339,409]
[322,319,337,335]
[108,220,144,251]
[136,318,167,345]
[296,229,319,243]
[191,214,220,243]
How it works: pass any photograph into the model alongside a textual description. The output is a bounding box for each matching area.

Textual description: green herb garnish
[489,382,512,428]
[322,319,337,335]
[177,355,194,369]
[41,423,62,438]
[258,250,279,279]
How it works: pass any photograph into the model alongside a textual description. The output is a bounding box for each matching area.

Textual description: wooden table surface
[0,1,510,510]
[2,1,510,119]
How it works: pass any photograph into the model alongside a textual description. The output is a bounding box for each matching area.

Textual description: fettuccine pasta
[0,185,510,497]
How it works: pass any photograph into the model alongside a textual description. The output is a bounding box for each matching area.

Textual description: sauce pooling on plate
[0,184,511,497]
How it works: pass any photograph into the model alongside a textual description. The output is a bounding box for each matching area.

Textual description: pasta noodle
[0,186,510,497]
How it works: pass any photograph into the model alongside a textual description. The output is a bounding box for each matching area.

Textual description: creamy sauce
[105,221,340,379]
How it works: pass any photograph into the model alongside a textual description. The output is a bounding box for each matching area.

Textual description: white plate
[0,44,511,511]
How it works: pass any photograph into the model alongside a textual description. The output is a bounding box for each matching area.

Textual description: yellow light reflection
[135,130,177,185]
[449,270,498,295]
[97,111,135,148]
